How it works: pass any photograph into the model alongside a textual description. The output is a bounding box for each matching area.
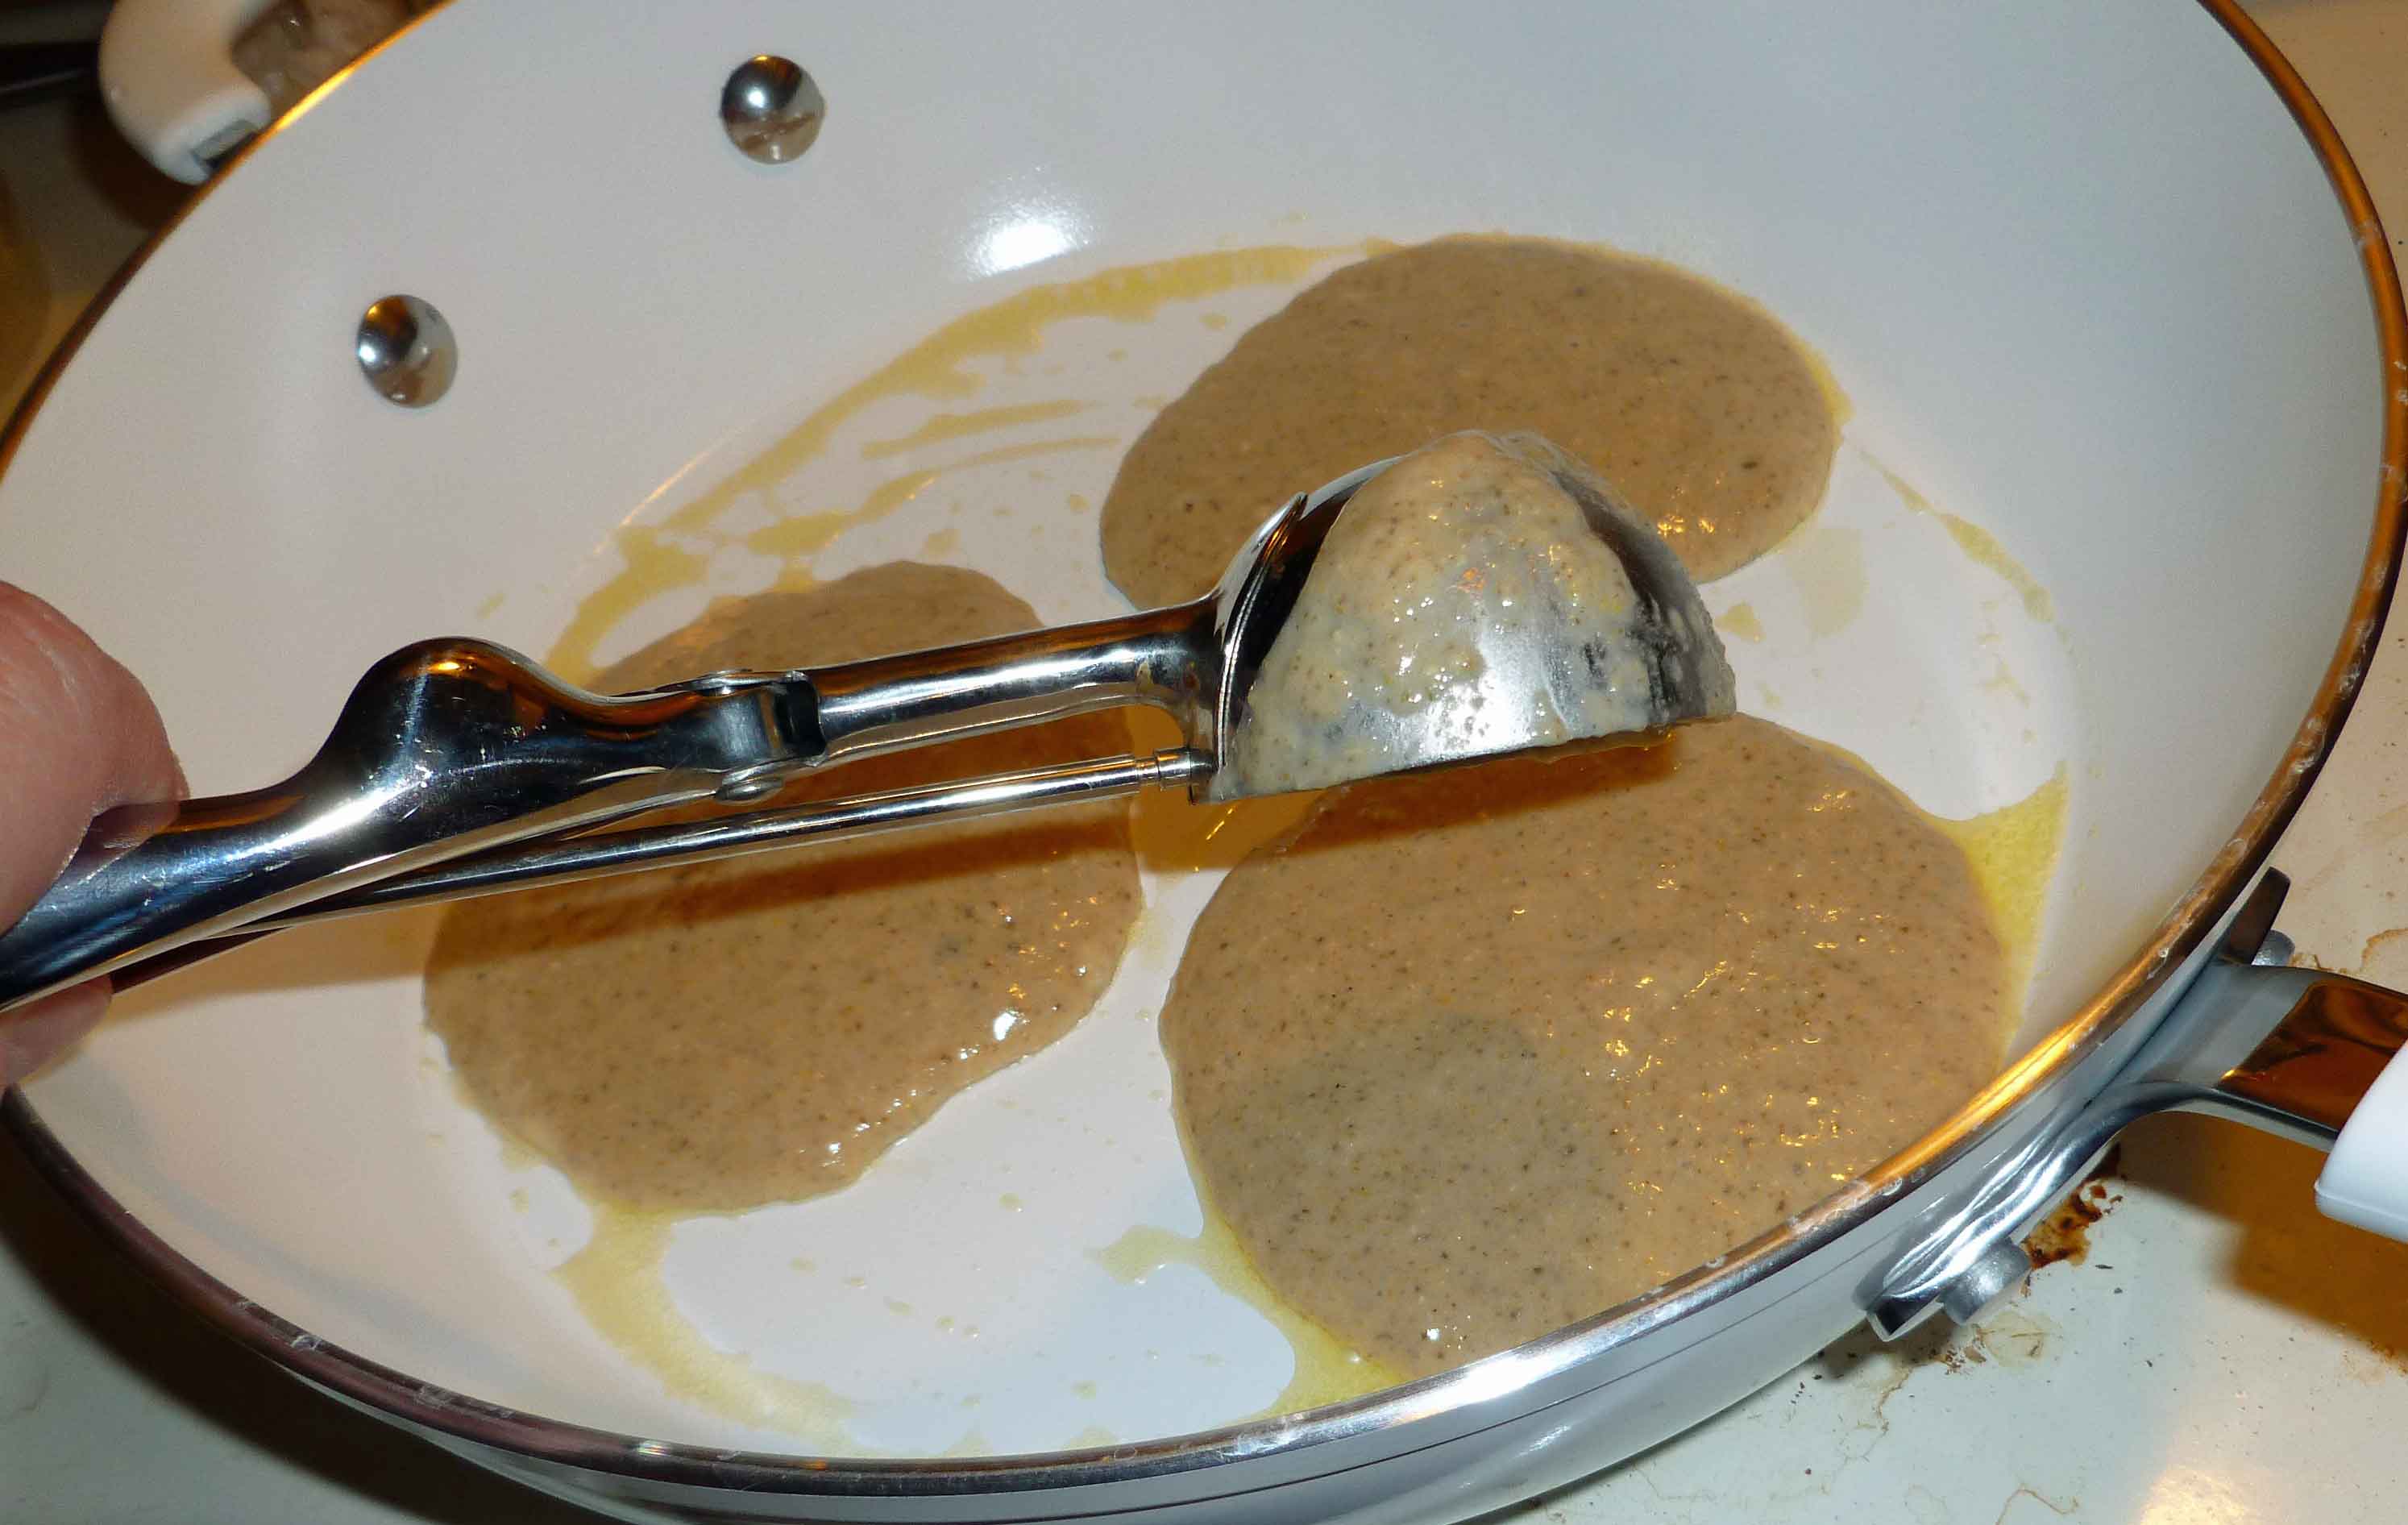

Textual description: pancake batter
[1102,236,1840,608]
[1160,717,2006,1376]
[426,563,1143,1212]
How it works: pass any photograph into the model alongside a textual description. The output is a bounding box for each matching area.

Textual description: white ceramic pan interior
[0,0,2390,1461]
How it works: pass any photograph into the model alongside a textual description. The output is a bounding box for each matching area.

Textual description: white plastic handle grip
[98,0,277,183]
[2318,1048,2408,1238]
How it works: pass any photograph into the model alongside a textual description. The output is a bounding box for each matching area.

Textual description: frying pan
[2,2,2403,1520]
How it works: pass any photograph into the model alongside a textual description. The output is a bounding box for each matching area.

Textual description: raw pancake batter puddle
[1101,235,1841,608]
[1160,716,2011,1377]
[426,563,1142,1213]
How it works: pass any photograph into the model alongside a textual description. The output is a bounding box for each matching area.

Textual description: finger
[0,584,184,1079]
[0,980,106,1086]
[0,582,185,927]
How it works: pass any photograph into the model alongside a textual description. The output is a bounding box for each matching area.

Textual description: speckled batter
[1160,717,2005,1376]
[1225,430,1733,797]
[1101,236,1840,608]
[425,563,1142,1213]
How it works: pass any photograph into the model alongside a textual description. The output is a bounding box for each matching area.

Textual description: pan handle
[1862,869,2408,1339]
[98,0,276,182]
[2218,948,2408,1237]
[2319,1064,2408,1236]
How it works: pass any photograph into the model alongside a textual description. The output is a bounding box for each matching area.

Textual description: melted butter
[1090,1213,1400,1415]
[1129,792,1319,871]
[1871,459,1938,516]
[548,242,1369,679]
[1982,657,2033,706]
[738,436,1120,562]
[860,400,1094,459]
[1783,521,1868,638]
[1871,459,2054,624]
[557,1206,867,1451]
[550,527,709,684]
[1718,602,1767,643]
[1121,708,1318,870]
[1940,765,2071,1017]
[1935,513,2055,623]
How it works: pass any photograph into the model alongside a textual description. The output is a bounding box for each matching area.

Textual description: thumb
[0,582,185,1082]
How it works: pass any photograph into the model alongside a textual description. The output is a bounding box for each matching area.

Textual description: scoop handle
[0,639,820,1013]
[0,598,1228,1012]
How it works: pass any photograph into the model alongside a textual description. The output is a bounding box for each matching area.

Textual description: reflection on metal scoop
[1217,430,1733,799]
[0,433,1733,1011]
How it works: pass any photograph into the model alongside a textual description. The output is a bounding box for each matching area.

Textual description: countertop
[4,3,2407,1520]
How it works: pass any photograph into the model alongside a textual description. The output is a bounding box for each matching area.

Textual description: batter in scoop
[425,563,1142,1213]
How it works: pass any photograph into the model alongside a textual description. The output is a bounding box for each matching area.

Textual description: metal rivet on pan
[720,55,824,164]
[355,295,457,408]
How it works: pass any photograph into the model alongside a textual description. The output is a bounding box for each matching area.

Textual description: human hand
[0,582,183,1084]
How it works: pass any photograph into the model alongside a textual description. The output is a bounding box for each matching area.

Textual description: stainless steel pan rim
[2,0,2402,1502]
